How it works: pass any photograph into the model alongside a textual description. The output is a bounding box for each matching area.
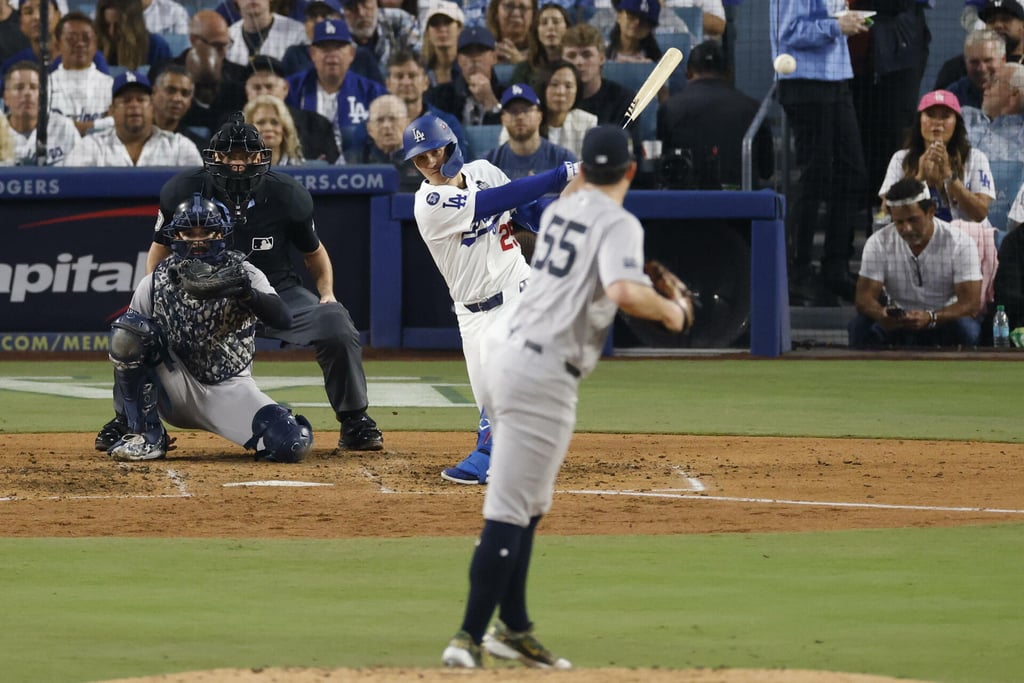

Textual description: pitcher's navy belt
[524,340,581,378]
[464,291,503,313]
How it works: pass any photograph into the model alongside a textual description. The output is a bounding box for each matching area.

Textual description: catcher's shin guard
[109,312,166,445]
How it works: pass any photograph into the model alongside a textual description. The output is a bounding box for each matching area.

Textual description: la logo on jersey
[347,97,369,124]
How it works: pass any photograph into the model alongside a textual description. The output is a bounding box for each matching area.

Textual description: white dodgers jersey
[412,159,531,304]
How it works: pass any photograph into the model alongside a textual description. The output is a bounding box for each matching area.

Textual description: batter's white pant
[455,281,527,410]
[478,336,579,527]
[156,350,277,447]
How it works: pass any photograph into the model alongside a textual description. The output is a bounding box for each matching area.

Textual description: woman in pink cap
[879,89,994,223]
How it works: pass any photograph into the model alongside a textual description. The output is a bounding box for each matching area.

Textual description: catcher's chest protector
[152,253,257,383]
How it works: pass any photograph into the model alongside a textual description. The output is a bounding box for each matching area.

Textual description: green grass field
[0,358,1022,683]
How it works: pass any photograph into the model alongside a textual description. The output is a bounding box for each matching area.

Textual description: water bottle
[993,305,1010,348]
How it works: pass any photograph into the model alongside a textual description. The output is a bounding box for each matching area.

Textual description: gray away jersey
[507,187,650,377]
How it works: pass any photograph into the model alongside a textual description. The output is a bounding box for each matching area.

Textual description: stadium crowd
[4,0,1024,347]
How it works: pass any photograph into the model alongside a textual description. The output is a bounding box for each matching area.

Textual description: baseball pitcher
[442,125,693,668]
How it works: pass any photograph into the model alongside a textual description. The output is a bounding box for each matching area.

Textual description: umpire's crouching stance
[96,113,383,454]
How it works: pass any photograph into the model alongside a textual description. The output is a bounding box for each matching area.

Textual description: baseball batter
[105,194,313,463]
[402,113,578,484]
[442,125,693,668]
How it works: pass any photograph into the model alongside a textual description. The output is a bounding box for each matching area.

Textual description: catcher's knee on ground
[245,404,314,463]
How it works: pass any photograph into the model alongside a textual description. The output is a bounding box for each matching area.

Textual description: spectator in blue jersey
[486,82,576,178]
[286,18,387,156]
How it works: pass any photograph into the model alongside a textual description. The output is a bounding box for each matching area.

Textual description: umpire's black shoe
[95,414,129,452]
[339,414,384,451]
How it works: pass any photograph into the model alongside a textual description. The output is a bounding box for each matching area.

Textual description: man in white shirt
[48,11,113,136]
[3,61,79,165]
[64,71,204,167]
[142,0,189,35]
[225,0,307,66]
[850,178,983,348]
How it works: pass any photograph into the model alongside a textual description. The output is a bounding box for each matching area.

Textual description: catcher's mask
[203,112,272,216]
[166,193,233,264]
[403,114,463,179]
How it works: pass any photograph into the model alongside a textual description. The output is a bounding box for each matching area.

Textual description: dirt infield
[2,431,1022,683]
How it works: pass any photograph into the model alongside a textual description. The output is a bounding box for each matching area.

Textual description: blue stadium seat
[493,63,516,88]
[672,6,703,42]
[163,33,190,57]
[464,124,503,161]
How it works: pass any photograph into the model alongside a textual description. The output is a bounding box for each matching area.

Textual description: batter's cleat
[338,414,384,451]
[442,630,482,668]
[441,449,490,485]
[483,620,572,669]
[107,433,168,462]
[94,414,129,452]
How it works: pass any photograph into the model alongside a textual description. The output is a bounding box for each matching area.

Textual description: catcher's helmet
[203,112,272,203]
[166,193,233,264]
[403,114,463,178]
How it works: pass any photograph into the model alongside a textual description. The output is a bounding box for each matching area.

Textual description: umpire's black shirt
[153,168,318,291]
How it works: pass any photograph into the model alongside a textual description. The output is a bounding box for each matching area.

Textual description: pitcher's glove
[175,259,251,300]
[620,260,695,345]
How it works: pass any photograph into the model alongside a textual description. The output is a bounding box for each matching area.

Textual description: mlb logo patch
[252,237,274,250]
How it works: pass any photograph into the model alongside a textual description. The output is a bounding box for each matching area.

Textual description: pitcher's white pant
[478,336,579,527]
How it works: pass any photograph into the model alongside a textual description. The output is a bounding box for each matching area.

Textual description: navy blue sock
[460,519,524,643]
[499,515,541,632]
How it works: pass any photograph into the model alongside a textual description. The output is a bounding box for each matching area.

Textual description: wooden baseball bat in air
[622,47,684,128]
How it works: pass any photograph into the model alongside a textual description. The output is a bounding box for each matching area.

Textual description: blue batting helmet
[403,114,464,178]
[165,193,233,264]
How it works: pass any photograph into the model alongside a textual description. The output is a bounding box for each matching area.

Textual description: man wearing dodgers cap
[64,71,204,167]
[441,123,691,669]
[285,18,387,156]
[486,82,576,179]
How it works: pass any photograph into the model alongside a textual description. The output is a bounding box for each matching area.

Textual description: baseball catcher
[104,193,313,463]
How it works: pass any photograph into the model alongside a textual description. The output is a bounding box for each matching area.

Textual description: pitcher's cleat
[483,620,571,669]
[442,630,482,668]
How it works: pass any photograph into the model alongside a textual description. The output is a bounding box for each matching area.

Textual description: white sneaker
[442,630,482,668]
[108,434,167,462]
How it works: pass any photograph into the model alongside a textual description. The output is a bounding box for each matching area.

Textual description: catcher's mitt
[174,259,251,300]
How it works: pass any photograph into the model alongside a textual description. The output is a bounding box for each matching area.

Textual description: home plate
[223,481,335,488]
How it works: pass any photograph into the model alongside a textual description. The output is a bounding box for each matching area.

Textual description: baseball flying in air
[774,53,797,75]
